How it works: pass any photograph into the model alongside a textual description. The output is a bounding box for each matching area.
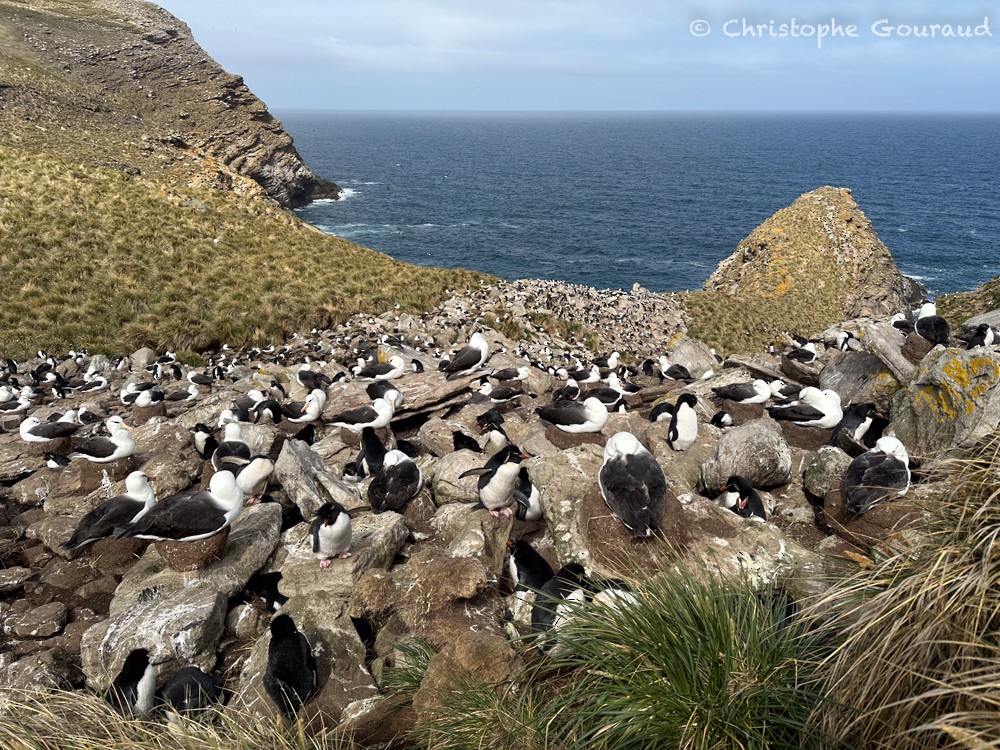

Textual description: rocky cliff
[0,0,336,207]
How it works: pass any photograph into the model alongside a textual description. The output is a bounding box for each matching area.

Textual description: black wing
[443,344,482,374]
[766,403,825,423]
[119,494,224,539]
[63,496,144,549]
[843,453,908,513]
[598,453,666,537]
[71,436,117,459]
[330,404,377,424]
[536,401,588,426]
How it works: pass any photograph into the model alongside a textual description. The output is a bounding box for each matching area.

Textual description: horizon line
[272,107,1000,116]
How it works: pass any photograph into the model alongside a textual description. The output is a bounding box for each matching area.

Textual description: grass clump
[804,432,1000,749]
[412,567,832,750]
[0,689,354,750]
[382,636,436,703]
[0,146,489,359]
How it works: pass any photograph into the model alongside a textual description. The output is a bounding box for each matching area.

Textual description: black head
[118,648,151,678]
[721,475,753,494]
[676,393,698,409]
[492,444,528,466]
[978,323,992,334]
[270,613,298,639]
[314,501,345,525]
[193,423,214,435]
[476,409,505,429]
[554,562,588,589]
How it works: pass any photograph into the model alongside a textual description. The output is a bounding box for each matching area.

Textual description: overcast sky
[156,1,1000,111]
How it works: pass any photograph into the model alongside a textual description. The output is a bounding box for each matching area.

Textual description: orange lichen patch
[772,274,793,298]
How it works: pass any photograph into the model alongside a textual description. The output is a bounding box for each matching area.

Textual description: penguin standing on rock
[310,501,352,567]
[263,614,317,719]
[459,444,529,517]
[667,393,698,451]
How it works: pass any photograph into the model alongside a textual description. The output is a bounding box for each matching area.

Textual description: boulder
[429,450,483,506]
[412,632,518,712]
[667,334,719,379]
[0,567,34,594]
[348,545,504,649]
[0,649,80,696]
[699,419,792,490]
[274,512,409,600]
[0,434,46,484]
[890,347,1000,455]
[819,487,927,550]
[273,438,362,516]
[81,586,227,692]
[818,350,901,412]
[428,504,512,578]
[110,503,281,615]
[858,321,916,383]
[130,347,157,368]
[6,601,67,639]
[803,446,853,500]
[776,421,835,452]
[780,355,821,387]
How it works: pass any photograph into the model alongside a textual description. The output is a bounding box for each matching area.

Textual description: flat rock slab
[0,566,34,594]
[275,511,409,600]
[274,438,362,517]
[6,601,67,639]
[110,502,281,616]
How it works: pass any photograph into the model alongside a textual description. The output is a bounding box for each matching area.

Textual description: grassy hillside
[0,146,488,359]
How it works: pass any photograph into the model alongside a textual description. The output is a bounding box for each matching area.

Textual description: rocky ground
[1,277,998,746]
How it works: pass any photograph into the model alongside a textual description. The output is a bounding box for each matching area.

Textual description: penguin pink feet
[320,558,333,569]
[336,551,353,559]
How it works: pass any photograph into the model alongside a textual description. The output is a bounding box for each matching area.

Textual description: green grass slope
[0,146,488,359]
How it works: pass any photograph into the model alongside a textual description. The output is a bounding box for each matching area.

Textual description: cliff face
[0,0,336,207]
[704,186,924,319]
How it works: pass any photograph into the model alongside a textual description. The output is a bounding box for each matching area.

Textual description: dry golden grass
[0,146,489,359]
[939,275,1000,328]
[0,689,355,750]
[804,433,1000,749]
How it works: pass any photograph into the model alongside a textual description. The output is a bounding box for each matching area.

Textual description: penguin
[62,471,156,551]
[667,393,698,451]
[829,402,878,446]
[966,323,995,349]
[263,614,317,719]
[310,501,352,568]
[507,539,554,617]
[786,342,818,364]
[349,426,387,482]
[105,648,157,718]
[719,475,767,521]
[367,450,423,514]
[842,436,911,514]
[459,444,529,518]
[452,430,482,453]
[513,466,542,522]
[598,432,667,537]
[534,396,609,434]
[530,563,591,652]
[157,666,224,719]
[648,400,673,423]
[709,410,733,428]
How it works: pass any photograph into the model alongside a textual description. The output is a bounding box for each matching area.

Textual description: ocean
[281,111,1000,297]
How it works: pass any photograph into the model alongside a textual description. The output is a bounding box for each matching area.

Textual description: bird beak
[122,423,135,432]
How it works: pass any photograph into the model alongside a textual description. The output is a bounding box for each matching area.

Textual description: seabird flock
[2,295,989,720]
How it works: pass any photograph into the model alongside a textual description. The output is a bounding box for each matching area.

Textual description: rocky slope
[0,0,336,207]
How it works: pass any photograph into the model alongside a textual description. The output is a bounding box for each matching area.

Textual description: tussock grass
[412,568,831,750]
[939,275,1000,328]
[0,689,354,749]
[805,432,1000,749]
[382,636,436,703]
[0,146,488,359]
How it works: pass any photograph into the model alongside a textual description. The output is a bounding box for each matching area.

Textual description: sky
[156,1,1000,111]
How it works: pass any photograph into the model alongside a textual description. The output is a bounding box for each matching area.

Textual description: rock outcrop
[0,0,337,207]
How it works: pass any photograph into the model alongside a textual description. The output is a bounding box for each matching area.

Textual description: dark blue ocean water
[281,112,1000,297]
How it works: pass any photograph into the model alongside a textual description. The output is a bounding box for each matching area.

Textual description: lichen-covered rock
[81,587,227,692]
[890,347,1000,455]
[429,450,483,506]
[700,419,792,491]
[803,446,853,500]
[429,504,512,578]
[705,187,924,324]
